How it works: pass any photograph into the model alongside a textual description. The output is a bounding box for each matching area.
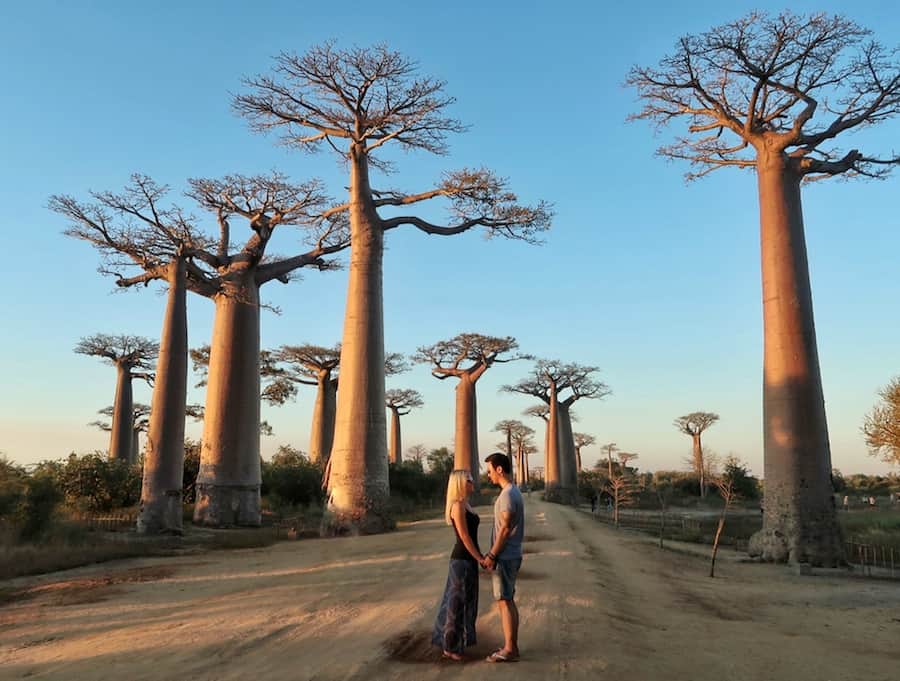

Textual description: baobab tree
[185,173,350,527]
[236,43,552,534]
[505,360,610,503]
[628,11,900,564]
[415,334,528,491]
[523,404,551,467]
[674,412,719,498]
[89,403,151,465]
[862,376,900,465]
[573,432,596,472]
[74,334,157,463]
[385,389,424,464]
[406,443,427,465]
[600,442,618,479]
[53,177,211,533]
[262,344,341,464]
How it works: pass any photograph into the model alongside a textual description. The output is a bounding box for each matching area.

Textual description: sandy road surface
[2,499,899,681]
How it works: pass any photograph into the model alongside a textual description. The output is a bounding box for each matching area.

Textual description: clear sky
[1,0,898,476]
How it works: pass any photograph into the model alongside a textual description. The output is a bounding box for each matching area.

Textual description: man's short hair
[484,452,511,475]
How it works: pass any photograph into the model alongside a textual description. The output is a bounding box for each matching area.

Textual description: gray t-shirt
[492,483,525,560]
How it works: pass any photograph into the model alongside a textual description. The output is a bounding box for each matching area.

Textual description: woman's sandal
[485,648,519,663]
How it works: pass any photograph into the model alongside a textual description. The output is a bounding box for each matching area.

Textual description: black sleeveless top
[450,508,481,562]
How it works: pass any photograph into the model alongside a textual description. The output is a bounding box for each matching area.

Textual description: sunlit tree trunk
[310,374,337,464]
[454,376,478,479]
[109,362,134,462]
[139,259,188,534]
[388,406,402,464]
[130,427,140,466]
[325,146,391,534]
[194,274,262,527]
[544,387,561,501]
[749,152,842,566]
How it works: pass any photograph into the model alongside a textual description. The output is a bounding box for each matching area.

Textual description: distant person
[869,496,877,508]
[482,452,525,663]
[432,470,484,661]
[590,493,597,514]
[842,495,850,511]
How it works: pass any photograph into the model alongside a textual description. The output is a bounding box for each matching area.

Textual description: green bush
[261,446,324,509]
[0,457,26,519]
[57,452,141,512]
[389,460,442,505]
[18,471,64,540]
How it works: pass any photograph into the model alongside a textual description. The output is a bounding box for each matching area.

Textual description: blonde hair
[444,469,471,525]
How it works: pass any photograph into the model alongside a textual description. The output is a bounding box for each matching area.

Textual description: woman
[432,469,484,661]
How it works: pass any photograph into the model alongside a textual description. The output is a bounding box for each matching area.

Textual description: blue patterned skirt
[431,558,479,654]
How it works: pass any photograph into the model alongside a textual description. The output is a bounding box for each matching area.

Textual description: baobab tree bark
[139,259,188,533]
[327,146,392,533]
[556,401,578,504]
[454,376,478,483]
[311,375,338,464]
[751,154,840,564]
[194,275,263,526]
[545,384,562,501]
[110,362,135,463]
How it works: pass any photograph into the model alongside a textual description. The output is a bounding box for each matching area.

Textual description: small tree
[710,458,743,578]
[862,376,900,465]
[406,443,427,464]
[75,334,157,463]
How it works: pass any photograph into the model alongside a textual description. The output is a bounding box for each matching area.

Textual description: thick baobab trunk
[575,446,582,474]
[454,375,478,485]
[389,407,402,464]
[194,275,262,527]
[138,260,188,534]
[556,404,577,504]
[109,362,134,462]
[747,155,842,566]
[309,374,337,464]
[325,147,391,535]
[544,389,562,502]
[692,433,706,499]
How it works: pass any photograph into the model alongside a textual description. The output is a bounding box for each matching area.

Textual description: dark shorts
[492,557,522,601]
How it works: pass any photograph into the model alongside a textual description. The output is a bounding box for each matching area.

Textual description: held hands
[480,553,497,570]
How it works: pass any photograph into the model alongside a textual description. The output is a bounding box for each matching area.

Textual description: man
[482,452,525,662]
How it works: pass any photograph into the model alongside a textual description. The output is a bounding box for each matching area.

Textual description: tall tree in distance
[236,43,552,534]
[601,442,618,478]
[415,334,528,491]
[674,412,719,498]
[75,334,157,463]
[385,389,424,464]
[862,376,900,465]
[629,11,899,564]
[573,432,596,472]
[186,173,349,528]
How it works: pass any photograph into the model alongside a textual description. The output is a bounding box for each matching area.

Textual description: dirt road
[2,499,899,681]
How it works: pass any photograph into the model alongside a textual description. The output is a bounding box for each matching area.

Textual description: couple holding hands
[432,452,525,663]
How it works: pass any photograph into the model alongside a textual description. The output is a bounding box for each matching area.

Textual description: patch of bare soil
[1,501,899,681]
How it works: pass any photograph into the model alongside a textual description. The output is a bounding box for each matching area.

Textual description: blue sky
[1,0,898,476]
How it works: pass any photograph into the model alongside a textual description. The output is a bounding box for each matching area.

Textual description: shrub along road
[1,499,898,680]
